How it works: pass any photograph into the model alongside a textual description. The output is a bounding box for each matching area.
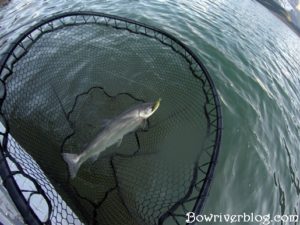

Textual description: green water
[0,0,300,224]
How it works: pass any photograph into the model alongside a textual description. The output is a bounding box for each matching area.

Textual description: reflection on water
[0,0,300,224]
[256,0,300,35]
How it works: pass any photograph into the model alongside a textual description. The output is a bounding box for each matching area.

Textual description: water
[0,0,300,224]
[0,177,24,225]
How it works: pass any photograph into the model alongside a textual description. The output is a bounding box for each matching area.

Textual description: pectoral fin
[116,138,122,147]
[141,120,147,130]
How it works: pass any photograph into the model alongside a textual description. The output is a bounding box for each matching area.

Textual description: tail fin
[62,153,81,179]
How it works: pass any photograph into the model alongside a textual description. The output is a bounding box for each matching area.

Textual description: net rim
[0,11,222,225]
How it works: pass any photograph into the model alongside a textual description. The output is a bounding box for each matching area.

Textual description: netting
[0,12,222,225]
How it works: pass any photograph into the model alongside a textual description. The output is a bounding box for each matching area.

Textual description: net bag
[0,12,222,225]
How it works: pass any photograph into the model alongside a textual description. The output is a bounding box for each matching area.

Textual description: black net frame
[0,12,222,225]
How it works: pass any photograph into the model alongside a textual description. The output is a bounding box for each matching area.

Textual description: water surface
[1,0,300,224]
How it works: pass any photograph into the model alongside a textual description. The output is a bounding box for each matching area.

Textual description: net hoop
[0,11,222,225]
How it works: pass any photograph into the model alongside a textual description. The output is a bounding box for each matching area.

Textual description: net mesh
[0,12,222,225]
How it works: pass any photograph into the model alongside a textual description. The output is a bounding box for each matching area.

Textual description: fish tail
[62,153,81,179]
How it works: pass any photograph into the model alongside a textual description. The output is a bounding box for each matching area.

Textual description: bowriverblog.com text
[186,212,299,224]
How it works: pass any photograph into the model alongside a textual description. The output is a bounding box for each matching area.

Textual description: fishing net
[0,12,222,225]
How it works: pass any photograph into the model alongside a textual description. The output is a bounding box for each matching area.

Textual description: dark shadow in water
[283,138,300,195]
[273,172,286,217]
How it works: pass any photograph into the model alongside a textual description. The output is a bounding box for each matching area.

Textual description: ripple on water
[0,0,300,223]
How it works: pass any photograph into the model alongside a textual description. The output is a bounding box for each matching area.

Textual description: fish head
[139,98,161,119]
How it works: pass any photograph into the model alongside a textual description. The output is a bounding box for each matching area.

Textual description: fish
[62,98,161,179]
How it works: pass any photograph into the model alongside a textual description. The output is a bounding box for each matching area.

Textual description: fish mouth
[152,98,161,113]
